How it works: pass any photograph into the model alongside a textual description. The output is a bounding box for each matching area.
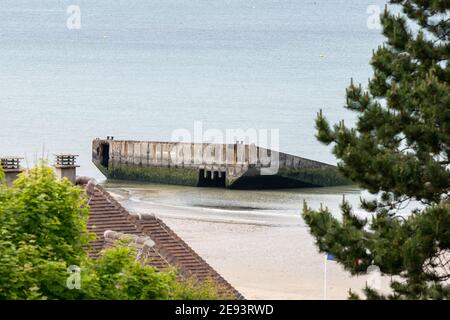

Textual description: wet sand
[161,216,388,300]
[106,183,391,300]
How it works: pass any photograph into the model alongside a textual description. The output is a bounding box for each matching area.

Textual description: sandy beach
[106,182,391,300]
[161,216,389,300]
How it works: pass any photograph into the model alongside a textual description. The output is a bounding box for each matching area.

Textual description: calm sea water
[2,1,393,297]
[1,0,387,215]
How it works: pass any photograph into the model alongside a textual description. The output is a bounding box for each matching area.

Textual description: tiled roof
[103,230,170,271]
[82,180,244,299]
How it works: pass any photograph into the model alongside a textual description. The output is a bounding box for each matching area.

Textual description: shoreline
[147,214,389,299]
[106,184,391,299]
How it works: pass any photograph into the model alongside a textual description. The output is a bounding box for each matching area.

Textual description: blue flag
[326,253,336,261]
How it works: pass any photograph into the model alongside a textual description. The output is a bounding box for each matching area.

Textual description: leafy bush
[0,165,224,300]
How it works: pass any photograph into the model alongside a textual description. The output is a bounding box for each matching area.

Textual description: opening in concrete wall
[100,143,110,167]
[198,169,226,188]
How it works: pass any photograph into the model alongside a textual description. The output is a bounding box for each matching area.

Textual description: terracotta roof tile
[82,180,244,299]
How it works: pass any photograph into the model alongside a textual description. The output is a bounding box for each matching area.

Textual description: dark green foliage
[303,0,450,299]
[0,165,225,300]
[0,165,91,299]
[81,244,228,300]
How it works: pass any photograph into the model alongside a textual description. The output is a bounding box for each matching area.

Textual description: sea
[1,0,392,298]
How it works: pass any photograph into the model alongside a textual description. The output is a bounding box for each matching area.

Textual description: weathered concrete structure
[92,138,350,189]
[54,154,79,184]
[1,154,81,185]
[0,157,24,186]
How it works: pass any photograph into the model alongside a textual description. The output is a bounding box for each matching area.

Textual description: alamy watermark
[170,121,280,175]
[64,5,382,32]
[66,5,81,30]
[66,265,81,290]
[367,5,382,30]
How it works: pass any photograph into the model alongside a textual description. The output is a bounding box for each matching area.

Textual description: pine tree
[303,0,450,299]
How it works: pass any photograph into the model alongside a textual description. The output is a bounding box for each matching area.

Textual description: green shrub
[0,165,225,300]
